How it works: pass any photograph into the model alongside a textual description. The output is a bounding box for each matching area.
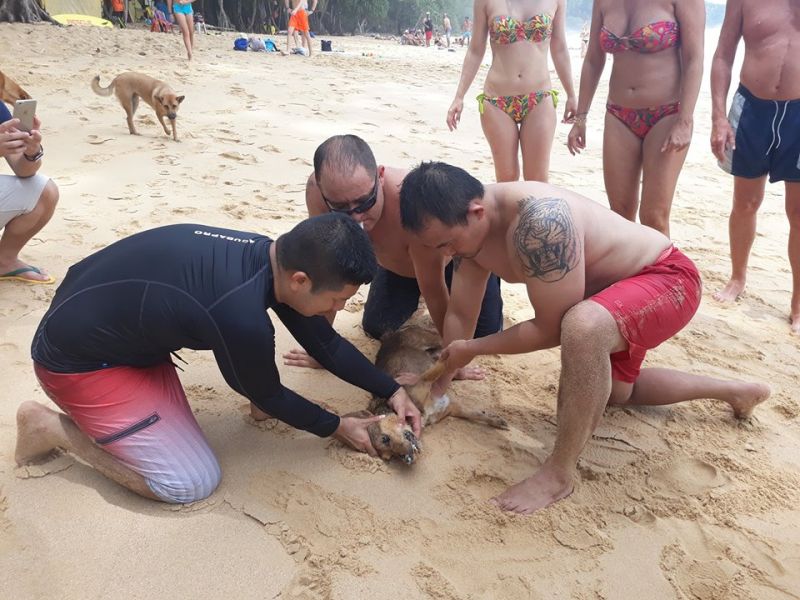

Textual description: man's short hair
[400,161,484,233]
[313,134,377,182]
[276,213,377,292]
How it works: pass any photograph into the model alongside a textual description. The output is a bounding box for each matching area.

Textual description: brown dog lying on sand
[91,72,184,141]
[0,70,31,104]
[353,326,508,464]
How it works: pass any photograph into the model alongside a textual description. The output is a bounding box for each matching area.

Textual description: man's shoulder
[383,166,408,187]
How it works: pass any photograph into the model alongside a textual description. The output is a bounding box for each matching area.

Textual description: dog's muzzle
[167,113,177,120]
[402,430,421,465]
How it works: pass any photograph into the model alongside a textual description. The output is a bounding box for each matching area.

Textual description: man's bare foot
[15,401,62,464]
[454,365,486,381]
[791,313,800,335]
[250,403,273,421]
[490,464,574,515]
[712,278,745,303]
[283,348,322,369]
[727,382,770,419]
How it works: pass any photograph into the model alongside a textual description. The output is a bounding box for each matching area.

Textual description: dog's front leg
[157,114,171,137]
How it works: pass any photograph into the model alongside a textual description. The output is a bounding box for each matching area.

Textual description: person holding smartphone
[0,100,59,284]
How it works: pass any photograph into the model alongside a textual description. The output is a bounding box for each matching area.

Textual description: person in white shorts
[0,101,59,284]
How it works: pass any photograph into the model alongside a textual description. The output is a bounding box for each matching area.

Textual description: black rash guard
[31,224,400,437]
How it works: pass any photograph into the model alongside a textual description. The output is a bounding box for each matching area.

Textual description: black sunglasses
[322,175,379,215]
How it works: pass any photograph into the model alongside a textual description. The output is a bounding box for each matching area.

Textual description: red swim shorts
[289,8,309,32]
[589,245,702,383]
[34,362,221,503]
[425,30,433,41]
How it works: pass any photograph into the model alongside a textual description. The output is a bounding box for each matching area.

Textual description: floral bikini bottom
[477,89,559,124]
[606,101,680,139]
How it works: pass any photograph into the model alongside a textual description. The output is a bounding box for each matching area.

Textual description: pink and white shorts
[34,361,221,503]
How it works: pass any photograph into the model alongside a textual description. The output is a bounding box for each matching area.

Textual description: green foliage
[200,0,728,36]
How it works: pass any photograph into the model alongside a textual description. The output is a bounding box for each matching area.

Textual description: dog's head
[367,414,421,465]
[155,92,185,120]
[0,70,31,104]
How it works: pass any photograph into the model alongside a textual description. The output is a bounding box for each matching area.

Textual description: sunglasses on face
[321,175,379,215]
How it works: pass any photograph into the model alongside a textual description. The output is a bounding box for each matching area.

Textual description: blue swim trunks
[719,84,800,183]
[173,2,193,15]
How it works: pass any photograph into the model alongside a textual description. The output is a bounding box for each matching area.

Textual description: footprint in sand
[220,151,259,165]
[552,521,606,550]
[647,457,730,497]
[155,154,180,166]
[289,157,312,167]
[15,453,74,479]
[222,203,247,220]
[661,543,744,599]
[87,135,115,145]
[0,342,18,353]
[411,563,464,600]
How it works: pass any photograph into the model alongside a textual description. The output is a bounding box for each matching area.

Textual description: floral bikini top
[599,20,680,53]
[489,13,553,45]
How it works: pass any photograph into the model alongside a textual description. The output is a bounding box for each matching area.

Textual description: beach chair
[150,9,173,33]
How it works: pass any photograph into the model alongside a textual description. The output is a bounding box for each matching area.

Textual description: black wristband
[23,144,44,162]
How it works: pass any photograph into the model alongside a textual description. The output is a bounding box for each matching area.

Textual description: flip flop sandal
[0,265,56,285]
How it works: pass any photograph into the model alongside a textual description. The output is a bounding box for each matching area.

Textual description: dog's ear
[177,95,185,104]
[154,94,163,103]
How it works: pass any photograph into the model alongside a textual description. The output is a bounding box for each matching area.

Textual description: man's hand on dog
[430,339,476,398]
[333,414,385,456]
[388,388,422,436]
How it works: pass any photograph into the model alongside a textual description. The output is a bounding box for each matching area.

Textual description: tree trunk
[217,3,232,29]
[0,0,58,23]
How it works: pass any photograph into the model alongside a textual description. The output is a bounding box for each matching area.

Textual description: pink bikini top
[599,20,679,54]
[489,14,553,45]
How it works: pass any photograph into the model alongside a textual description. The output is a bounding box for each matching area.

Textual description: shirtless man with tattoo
[399,161,770,514]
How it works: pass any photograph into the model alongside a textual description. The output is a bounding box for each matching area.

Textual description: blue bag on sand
[264,39,278,52]
[234,38,248,51]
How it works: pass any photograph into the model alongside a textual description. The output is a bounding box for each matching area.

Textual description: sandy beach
[1,23,799,599]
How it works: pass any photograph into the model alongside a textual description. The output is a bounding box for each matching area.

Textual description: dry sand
[1,23,799,600]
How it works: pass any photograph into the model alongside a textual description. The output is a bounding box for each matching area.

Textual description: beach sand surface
[0,24,799,599]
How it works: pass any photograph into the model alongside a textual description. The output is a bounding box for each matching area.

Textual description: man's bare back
[469,182,671,296]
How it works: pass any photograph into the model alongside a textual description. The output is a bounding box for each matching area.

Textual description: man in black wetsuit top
[15,214,421,504]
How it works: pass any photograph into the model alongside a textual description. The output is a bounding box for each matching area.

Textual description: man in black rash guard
[15,213,421,504]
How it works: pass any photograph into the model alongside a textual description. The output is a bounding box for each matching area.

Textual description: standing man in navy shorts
[710,0,800,333]
[16,214,421,504]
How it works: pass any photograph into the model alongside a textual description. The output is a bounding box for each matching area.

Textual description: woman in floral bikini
[567,0,705,237]
[446,0,576,183]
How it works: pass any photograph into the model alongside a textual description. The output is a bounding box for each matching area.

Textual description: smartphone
[12,99,37,132]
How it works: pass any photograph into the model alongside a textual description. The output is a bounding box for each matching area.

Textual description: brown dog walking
[92,72,184,141]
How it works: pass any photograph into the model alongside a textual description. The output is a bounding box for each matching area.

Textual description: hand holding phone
[13,99,37,133]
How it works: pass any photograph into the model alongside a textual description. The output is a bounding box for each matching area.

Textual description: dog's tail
[91,75,114,97]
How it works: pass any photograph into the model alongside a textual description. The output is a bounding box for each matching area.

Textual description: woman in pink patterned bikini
[446,0,576,183]
[567,0,705,237]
